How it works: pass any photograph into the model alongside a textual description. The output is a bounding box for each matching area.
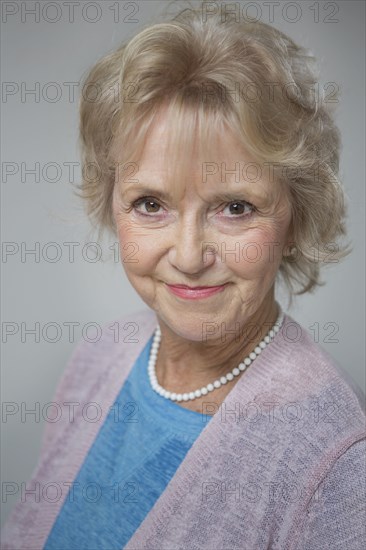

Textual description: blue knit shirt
[43,334,212,549]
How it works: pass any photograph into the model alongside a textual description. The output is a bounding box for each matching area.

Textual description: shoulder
[274,313,365,418]
[58,307,157,385]
[237,312,366,489]
[74,307,157,360]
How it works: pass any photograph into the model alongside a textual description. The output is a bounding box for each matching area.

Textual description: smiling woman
[1,1,365,549]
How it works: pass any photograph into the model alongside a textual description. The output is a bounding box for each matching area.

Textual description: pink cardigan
[1,307,365,549]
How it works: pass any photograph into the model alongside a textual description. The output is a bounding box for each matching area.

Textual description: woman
[1,2,365,549]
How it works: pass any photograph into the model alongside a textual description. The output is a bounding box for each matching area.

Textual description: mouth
[165,282,229,300]
[166,283,228,290]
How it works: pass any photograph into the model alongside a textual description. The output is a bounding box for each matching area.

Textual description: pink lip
[166,283,229,300]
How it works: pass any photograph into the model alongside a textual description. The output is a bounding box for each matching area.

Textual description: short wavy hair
[76,0,351,301]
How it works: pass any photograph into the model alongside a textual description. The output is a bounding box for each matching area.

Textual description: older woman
[1,2,365,549]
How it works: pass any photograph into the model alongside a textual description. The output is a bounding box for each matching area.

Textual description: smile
[165,283,229,300]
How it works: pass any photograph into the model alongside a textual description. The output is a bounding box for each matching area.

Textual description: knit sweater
[1,307,365,550]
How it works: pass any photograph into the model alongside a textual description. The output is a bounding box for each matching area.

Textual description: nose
[168,216,216,276]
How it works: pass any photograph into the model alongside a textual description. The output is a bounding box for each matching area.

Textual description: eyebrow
[121,184,265,203]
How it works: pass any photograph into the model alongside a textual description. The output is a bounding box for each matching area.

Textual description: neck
[155,298,279,394]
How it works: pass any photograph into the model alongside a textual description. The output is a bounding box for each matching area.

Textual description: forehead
[115,103,286,205]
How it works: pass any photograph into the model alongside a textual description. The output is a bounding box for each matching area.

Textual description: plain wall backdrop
[1,0,365,528]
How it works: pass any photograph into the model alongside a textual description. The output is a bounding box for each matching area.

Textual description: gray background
[1,0,365,527]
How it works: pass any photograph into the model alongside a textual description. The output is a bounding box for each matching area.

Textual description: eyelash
[130,196,256,220]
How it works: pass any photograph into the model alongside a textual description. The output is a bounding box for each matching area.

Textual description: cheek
[223,222,288,277]
[116,222,157,276]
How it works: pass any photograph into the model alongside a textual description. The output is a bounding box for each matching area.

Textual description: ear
[283,218,296,258]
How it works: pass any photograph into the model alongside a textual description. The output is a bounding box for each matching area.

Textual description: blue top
[43,333,213,549]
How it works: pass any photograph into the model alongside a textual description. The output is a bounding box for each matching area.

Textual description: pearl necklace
[148,305,285,402]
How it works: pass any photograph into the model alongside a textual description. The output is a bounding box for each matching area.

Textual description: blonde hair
[76,0,351,301]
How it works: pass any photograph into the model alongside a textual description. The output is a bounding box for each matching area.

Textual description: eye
[132,196,163,216]
[131,196,256,220]
[221,201,255,219]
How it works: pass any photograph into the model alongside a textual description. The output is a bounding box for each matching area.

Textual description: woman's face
[112,112,293,341]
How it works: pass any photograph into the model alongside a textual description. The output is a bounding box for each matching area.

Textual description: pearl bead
[148,307,284,402]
